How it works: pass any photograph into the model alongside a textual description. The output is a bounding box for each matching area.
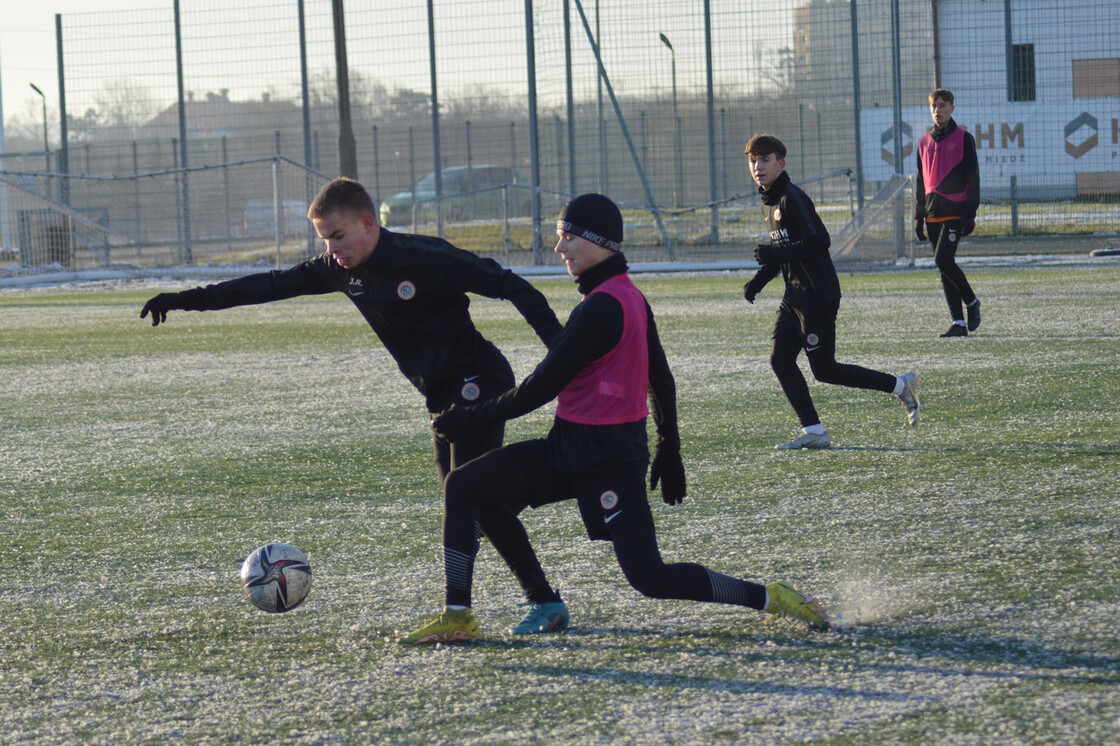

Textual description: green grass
[2,265,1119,744]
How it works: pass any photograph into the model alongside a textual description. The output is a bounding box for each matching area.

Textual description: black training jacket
[175,228,562,411]
[746,170,841,306]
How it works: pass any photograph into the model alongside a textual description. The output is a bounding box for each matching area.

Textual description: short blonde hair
[308,177,376,221]
[929,88,954,105]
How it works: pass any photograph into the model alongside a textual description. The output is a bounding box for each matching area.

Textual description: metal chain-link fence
[1,0,1117,271]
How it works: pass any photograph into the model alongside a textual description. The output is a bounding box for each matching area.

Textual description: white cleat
[899,371,920,426]
[776,431,832,450]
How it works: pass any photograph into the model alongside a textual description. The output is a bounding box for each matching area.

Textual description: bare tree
[442,83,522,123]
[383,88,431,121]
[307,68,389,123]
[754,45,796,96]
[92,79,159,139]
[6,98,60,151]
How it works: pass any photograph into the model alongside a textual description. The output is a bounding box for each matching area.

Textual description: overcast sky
[1,1,157,139]
[1,0,796,150]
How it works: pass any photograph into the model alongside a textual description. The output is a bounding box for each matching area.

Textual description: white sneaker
[898,371,920,426]
[776,431,831,450]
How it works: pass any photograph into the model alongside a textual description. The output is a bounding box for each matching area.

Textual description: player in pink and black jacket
[399,194,831,645]
[915,88,982,338]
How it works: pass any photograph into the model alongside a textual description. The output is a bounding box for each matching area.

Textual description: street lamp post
[659,33,683,208]
[29,83,49,173]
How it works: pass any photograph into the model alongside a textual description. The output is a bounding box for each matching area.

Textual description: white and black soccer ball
[240,542,312,613]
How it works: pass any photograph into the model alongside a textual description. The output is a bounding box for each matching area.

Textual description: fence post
[426,0,443,239]
[273,158,282,269]
[703,0,718,243]
[408,126,417,234]
[332,0,358,179]
[56,13,71,206]
[720,107,728,203]
[1010,174,1018,236]
[502,184,513,261]
[132,141,141,257]
[371,125,380,207]
[563,0,576,196]
[889,0,905,260]
[523,0,543,262]
[173,0,192,264]
[555,115,564,191]
[222,135,231,251]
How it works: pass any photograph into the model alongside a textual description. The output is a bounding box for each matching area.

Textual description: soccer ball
[240,542,312,613]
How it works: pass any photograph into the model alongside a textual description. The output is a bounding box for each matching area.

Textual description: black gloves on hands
[431,404,476,444]
[743,280,762,304]
[961,216,975,237]
[140,293,184,326]
[650,447,687,505]
[753,244,779,266]
[914,219,927,243]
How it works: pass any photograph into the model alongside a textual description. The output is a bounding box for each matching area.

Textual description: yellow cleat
[764,581,830,630]
[397,606,481,645]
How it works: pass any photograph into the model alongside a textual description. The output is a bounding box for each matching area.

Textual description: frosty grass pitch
[1,264,1118,744]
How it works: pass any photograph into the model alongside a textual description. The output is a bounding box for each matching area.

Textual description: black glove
[650,447,687,505]
[743,279,763,304]
[913,218,927,243]
[961,216,975,237]
[431,404,476,444]
[753,244,778,266]
[140,293,184,326]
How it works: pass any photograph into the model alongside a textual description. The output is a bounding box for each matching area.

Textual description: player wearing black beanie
[400,193,831,644]
[556,193,623,252]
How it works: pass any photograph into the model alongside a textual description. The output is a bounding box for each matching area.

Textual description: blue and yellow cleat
[509,600,570,635]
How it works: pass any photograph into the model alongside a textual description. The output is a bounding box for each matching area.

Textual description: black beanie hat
[556,193,623,252]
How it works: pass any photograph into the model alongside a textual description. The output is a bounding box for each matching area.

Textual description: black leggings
[442,440,766,611]
[930,220,976,321]
[433,420,555,606]
[611,525,729,602]
[771,301,896,428]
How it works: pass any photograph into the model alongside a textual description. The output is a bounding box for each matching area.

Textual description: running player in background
[742,134,920,450]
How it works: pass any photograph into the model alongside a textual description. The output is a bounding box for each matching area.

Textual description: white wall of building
[860,1,1120,198]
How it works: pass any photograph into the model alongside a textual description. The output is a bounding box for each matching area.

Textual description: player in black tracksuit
[140,177,562,602]
[742,135,920,450]
[399,194,830,644]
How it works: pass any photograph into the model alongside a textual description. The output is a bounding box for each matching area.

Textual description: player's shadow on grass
[484,624,837,657]
[818,444,1120,457]
[485,625,1120,689]
[803,445,921,453]
[489,660,927,703]
[857,628,1120,684]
